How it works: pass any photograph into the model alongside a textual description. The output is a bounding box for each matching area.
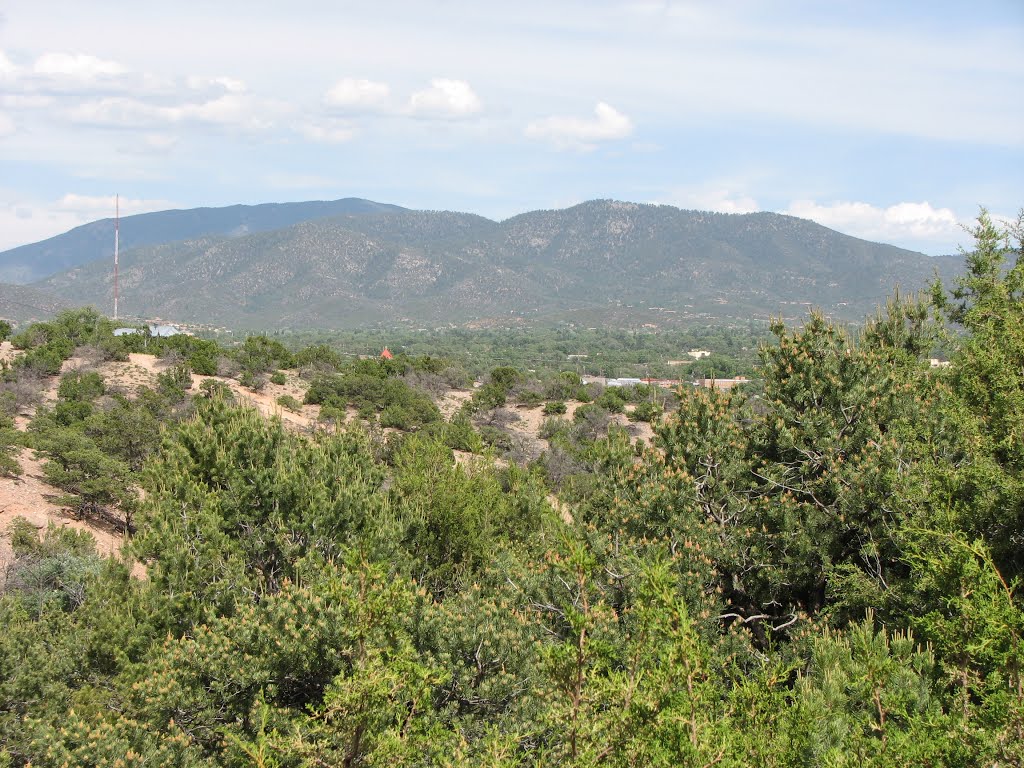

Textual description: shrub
[58,371,105,403]
[629,400,663,423]
[276,394,302,412]
[234,335,295,374]
[572,403,611,440]
[305,369,440,431]
[17,345,68,376]
[187,348,219,376]
[0,412,21,477]
[157,365,193,403]
[270,371,287,386]
[294,344,345,373]
[442,412,482,452]
[545,371,583,400]
[596,388,627,413]
[317,404,348,426]
[478,425,514,452]
[199,379,235,401]
[543,400,567,415]
[469,382,508,411]
[539,415,569,440]
[489,366,520,390]
[239,370,265,392]
[516,390,544,408]
[95,334,130,362]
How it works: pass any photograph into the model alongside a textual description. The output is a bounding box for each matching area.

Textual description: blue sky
[0,0,1021,254]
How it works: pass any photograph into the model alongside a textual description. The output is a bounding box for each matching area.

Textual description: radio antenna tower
[113,194,120,321]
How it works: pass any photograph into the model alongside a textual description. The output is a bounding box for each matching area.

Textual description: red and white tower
[113,194,120,321]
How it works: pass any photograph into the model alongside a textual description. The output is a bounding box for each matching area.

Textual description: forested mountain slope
[0,197,405,283]
[35,200,961,328]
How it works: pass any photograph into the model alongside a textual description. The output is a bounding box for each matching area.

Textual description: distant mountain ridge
[0,198,405,283]
[25,199,963,329]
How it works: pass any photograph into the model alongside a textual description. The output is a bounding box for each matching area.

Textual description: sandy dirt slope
[0,448,135,585]
[0,340,19,365]
[190,370,321,431]
[437,389,472,419]
[1,353,154,577]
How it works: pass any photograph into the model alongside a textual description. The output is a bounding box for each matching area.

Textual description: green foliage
[32,424,137,530]
[234,334,296,374]
[543,400,567,415]
[115,558,449,766]
[628,398,662,423]
[275,393,302,412]
[85,394,163,472]
[544,370,583,400]
[140,333,222,375]
[57,370,104,403]
[0,412,22,477]
[293,343,345,372]
[595,386,627,413]
[793,616,978,764]
[238,368,265,392]
[390,434,548,597]
[0,319,11,342]
[157,364,193,402]
[269,371,287,385]
[2,217,1023,764]
[134,396,387,624]
[304,361,441,431]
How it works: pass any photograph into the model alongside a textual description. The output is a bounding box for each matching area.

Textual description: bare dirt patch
[437,389,472,419]
[0,448,135,582]
[0,341,20,366]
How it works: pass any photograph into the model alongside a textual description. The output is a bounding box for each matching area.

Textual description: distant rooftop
[148,324,181,338]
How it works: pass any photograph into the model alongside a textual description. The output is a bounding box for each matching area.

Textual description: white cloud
[54,193,171,216]
[187,75,247,94]
[0,93,53,109]
[68,96,159,126]
[142,133,178,152]
[408,78,481,118]
[296,118,356,143]
[33,52,127,80]
[175,93,266,126]
[525,102,633,150]
[658,186,760,214]
[324,78,390,110]
[118,133,179,155]
[0,49,173,99]
[784,199,965,252]
[69,92,274,131]
[0,49,17,78]
[0,113,14,138]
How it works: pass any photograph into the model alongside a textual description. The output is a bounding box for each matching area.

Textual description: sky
[0,0,1021,255]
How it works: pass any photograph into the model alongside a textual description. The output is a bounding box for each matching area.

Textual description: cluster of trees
[304,354,457,430]
[0,212,1021,765]
[268,325,768,380]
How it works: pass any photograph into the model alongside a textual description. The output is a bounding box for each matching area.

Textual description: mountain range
[1,198,961,329]
[0,197,404,284]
